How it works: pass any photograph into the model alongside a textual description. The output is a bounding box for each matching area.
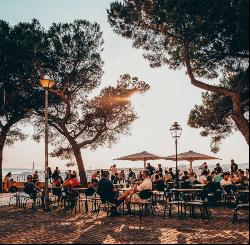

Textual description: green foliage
[0,19,48,145]
[188,70,249,152]
[28,20,149,161]
[108,0,249,77]
[108,0,249,151]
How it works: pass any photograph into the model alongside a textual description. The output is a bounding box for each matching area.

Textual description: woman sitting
[63,173,80,190]
[3,172,12,192]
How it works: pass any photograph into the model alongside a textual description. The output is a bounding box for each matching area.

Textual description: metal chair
[232,192,249,223]
[129,190,156,221]
[185,189,211,221]
[163,191,186,220]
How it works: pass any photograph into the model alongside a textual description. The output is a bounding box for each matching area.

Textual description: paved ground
[0,201,249,244]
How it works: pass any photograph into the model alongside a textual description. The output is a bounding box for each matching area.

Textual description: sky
[0,0,249,171]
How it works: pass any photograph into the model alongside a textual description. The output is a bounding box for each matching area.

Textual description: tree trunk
[0,134,7,193]
[0,145,3,193]
[231,111,249,144]
[71,144,88,187]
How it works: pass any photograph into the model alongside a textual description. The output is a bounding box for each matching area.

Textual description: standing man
[110,164,118,183]
[158,164,163,178]
[146,163,155,176]
[231,159,238,174]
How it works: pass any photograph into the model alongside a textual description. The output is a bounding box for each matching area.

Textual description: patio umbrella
[164,150,221,169]
[114,151,162,169]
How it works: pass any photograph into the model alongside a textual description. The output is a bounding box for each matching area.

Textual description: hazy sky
[1,0,249,171]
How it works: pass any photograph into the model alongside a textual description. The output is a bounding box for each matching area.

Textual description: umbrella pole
[190,161,193,170]
[144,159,146,169]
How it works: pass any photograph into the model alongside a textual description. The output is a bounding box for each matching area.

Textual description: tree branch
[184,47,239,98]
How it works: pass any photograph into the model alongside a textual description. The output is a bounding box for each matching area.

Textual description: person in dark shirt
[181,171,189,182]
[154,175,165,191]
[158,164,163,178]
[146,163,155,176]
[85,179,98,197]
[24,175,44,207]
[214,163,223,174]
[113,173,119,185]
[97,171,119,204]
[231,159,238,174]
[47,167,52,183]
[169,168,176,180]
[128,168,136,179]
[52,167,60,180]
[32,171,39,185]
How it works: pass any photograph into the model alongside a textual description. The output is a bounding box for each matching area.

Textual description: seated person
[91,171,100,181]
[214,163,223,174]
[3,172,12,192]
[199,171,208,185]
[119,170,126,184]
[154,174,165,191]
[85,179,98,196]
[97,171,119,204]
[112,173,120,185]
[32,171,40,185]
[128,168,136,180]
[188,173,197,184]
[213,168,223,183]
[24,175,44,206]
[207,171,216,182]
[52,176,63,201]
[63,173,80,190]
[117,169,152,212]
[181,171,189,182]
[220,172,233,188]
[168,168,175,180]
[62,173,80,209]
[24,175,38,199]
[234,170,248,185]
[163,170,172,182]
[151,171,160,182]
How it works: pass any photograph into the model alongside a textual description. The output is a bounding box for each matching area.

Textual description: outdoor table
[171,188,203,192]
[72,188,88,193]
[235,184,249,190]
[192,184,207,188]
[151,190,166,204]
[237,190,249,193]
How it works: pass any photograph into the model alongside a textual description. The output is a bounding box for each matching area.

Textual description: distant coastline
[3,163,249,181]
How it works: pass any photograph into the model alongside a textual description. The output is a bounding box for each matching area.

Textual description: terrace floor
[0,196,249,244]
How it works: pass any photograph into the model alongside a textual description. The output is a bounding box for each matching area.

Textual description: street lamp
[39,79,56,210]
[170,122,182,188]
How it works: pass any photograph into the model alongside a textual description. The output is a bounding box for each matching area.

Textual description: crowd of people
[2,160,249,213]
[86,160,249,215]
[90,160,249,192]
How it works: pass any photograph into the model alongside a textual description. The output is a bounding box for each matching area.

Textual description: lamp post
[170,122,182,188]
[40,79,56,210]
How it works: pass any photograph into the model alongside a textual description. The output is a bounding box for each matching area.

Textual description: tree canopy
[108,0,249,150]
[0,19,50,191]
[31,20,149,186]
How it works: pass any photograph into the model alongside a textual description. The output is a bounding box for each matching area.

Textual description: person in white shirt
[199,171,208,185]
[117,169,152,211]
[220,172,233,187]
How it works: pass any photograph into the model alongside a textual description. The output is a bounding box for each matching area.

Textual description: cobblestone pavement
[0,203,249,244]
